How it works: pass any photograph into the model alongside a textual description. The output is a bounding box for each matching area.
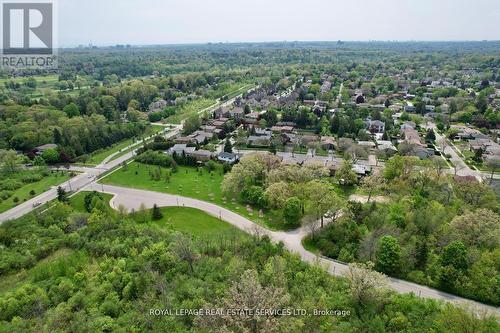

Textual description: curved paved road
[94,183,499,315]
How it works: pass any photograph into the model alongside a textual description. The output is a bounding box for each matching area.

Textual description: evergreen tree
[53,128,62,144]
[152,204,163,220]
[224,138,233,153]
[56,186,69,203]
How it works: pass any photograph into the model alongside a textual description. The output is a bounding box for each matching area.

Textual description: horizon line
[59,39,500,49]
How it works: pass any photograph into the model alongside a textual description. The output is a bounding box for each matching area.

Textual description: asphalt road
[0,125,182,224]
[1,88,498,315]
[0,83,252,223]
[427,122,499,181]
[93,183,499,315]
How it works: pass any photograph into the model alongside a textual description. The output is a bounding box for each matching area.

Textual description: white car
[32,201,42,207]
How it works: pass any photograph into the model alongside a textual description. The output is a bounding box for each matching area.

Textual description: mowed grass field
[152,206,245,238]
[101,162,285,230]
[0,74,59,87]
[69,191,241,238]
[0,172,70,213]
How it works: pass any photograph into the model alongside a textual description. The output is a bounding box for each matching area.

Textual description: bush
[0,179,22,191]
[135,150,177,169]
[283,197,302,228]
[240,185,266,208]
[205,160,218,172]
[0,190,13,200]
[84,191,104,213]
[20,173,43,183]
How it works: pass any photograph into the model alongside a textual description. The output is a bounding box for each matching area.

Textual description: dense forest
[0,200,498,332]
[305,155,500,305]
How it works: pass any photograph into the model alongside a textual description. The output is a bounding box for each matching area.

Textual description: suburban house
[376,140,398,154]
[191,131,214,144]
[218,152,239,164]
[358,141,377,149]
[244,112,260,124]
[212,118,229,129]
[214,107,230,119]
[201,125,216,133]
[299,135,319,146]
[229,107,245,121]
[281,133,298,145]
[167,144,196,156]
[452,125,489,140]
[320,81,332,94]
[34,143,57,156]
[403,128,423,146]
[400,121,416,130]
[366,119,385,133]
[271,125,294,133]
[413,146,434,159]
[469,138,500,160]
[247,135,271,147]
[320,136,336,151]
[404,105,416,113]
[254,128,272,136]
[352,164,372,176]
[187,149,214,162]
[148,99,168,113]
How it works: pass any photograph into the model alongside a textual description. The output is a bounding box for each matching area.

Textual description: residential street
[427,122,500,181]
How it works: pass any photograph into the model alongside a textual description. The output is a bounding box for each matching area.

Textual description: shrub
[135,150,177,169]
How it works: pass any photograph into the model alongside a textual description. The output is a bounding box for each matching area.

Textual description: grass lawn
[166,98,216,124]
[293,146,308,154]
[0,171,70,213]
[302,237,321,255]
[84,125,166,166]
[69,191,114,213]
[151,206,245,238]
[333,184,357,199]
[0,74,59,87]
[101,162,286,230]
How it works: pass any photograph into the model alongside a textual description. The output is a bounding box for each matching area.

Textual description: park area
[68,191,242,240]
[100,162,286,229]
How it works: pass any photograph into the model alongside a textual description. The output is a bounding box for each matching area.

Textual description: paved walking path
[93,183,499,315]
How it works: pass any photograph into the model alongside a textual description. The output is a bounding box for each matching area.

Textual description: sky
[57,0,500,47]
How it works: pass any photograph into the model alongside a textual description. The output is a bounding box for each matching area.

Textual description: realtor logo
[1,1,57,68]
